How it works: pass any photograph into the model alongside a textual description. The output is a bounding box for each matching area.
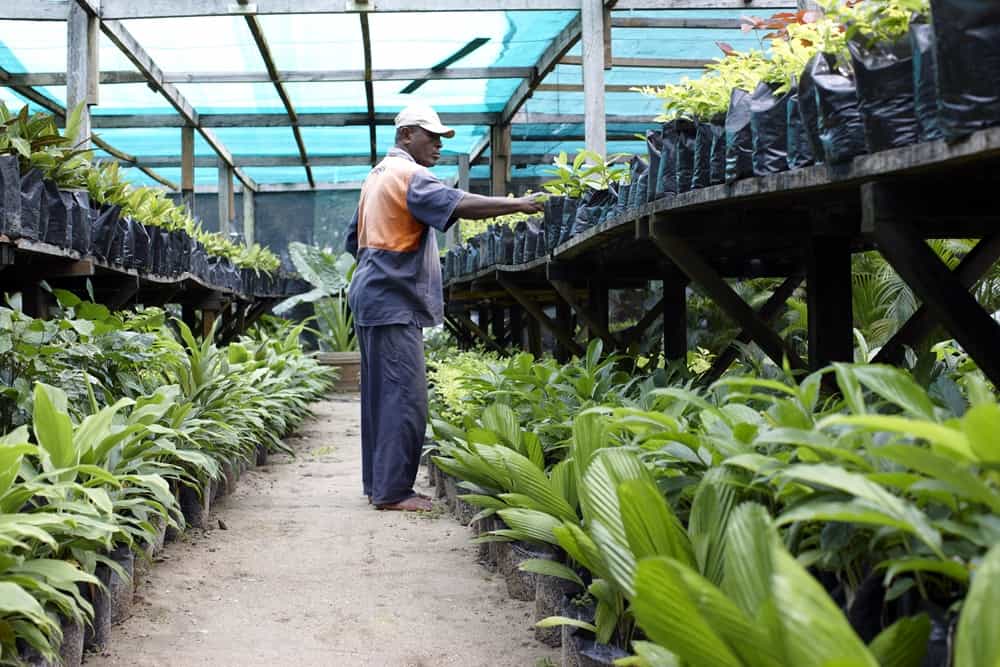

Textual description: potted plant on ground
[275,241,358,391]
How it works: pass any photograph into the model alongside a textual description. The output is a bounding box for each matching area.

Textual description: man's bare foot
[375,495,434,512]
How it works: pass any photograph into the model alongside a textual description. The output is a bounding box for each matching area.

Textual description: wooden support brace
[875,232,1000,364]
[651,231,806,370]
[550,278,619,349]
[662,276,687,363]
[873,216,1000,387]
[621,294,667,343]
[452,312,504,353]
[807,236,854,369]
[498,275,584,357]
[107,276,140,310]
[704,274,803,383]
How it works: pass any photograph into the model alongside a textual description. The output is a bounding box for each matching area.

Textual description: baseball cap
[394,104,456,138]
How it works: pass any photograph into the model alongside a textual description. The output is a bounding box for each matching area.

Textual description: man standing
[346,105,542,512]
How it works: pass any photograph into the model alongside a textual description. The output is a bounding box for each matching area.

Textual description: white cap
[393,104,455,138]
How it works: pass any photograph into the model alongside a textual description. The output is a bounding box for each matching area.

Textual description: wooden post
[243,186,256,246]
[806,237,854,369]
[555,299,573,362]
[490,304,506,347]
[218,159,233,236]
[589,280,609,334]
[581,0,607,157]
[202,308,218,340]
[490,124,511,196]
[527,317,543,357]
[477,305,490,343]
[662,276,687,363]
[447,154,469,249]
[509,305,524,350]
[181,126,195,214]
[66,3,97,147]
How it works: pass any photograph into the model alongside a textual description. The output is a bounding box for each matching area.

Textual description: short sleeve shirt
[346,147,463,328]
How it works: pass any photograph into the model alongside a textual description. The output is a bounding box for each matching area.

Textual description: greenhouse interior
[1,0,999,665]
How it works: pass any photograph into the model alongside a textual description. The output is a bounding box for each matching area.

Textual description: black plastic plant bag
[466,239,479,274]
[813,53,868,164]
[571,188,614,238]
[500,224,514,265]
[558,197,579,246]
[543,196,564,251]
[751,82,791,175]
[42,182,70,248]
[909,20,942,141]
[798,54,827,162]
[645,129,663,202]
[19,168,43,241]
[524,219,541,260]
[849,36,920,151]
[130,220,150,271]
[930,0,1000,140]
[725,88,754,183]
[90,204,121,260]
[0,155,21,238]
[630,171,648,209]
[674,118,698,193]
[691,121,713,189]
[534,221,548,260]
[513,220,527,264]
[69,191,90,254]
[616,182,631,215]
[708,116,726,185]
[787,88,817,169]
[627,155,647,210]
[171,229,190,275]
[657,120,680,200]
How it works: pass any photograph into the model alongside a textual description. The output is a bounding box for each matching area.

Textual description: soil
[87,396,558,667]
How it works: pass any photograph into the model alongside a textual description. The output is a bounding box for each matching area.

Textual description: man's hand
[514,195,545,214]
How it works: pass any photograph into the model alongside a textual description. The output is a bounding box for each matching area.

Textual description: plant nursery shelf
[443,125,1000,384]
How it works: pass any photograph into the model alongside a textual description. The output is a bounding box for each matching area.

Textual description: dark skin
[396,125,544,219]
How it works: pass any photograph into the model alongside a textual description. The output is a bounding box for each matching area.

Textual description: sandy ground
[87,396,559,667]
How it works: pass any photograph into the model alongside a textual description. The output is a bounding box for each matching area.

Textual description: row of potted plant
[0,104,301,298]
[0,295,332,663]
[425,340,998,665]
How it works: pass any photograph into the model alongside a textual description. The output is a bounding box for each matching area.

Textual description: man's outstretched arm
[452,193,543,221]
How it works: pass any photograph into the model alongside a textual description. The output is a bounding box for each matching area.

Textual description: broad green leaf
[954,542,1000,667]
[535,616,597,633]
[961,403,1000,464]
[874,444,1000,514]
[32,383,78,475]
[518,558,584,586]
[867,615,930,667]
[496,508,562,546]
[689,468,738,585]
[617,478,694,567]
[818,414,974,461]
[848,365,936,420]
[632,557,743,667]
[628,641,681,667]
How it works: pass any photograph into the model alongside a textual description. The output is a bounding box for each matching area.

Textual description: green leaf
[848,365,936,420]
[32,383,78,474]
[878,556,969,585]
[818,414,974,461]
[867,614,930,667]
[874,443,1000,514]
[535,616,597,633]
[496,508,563,546]
[518,558,584,587]
[617,478,695,566]
[955,542,1000,667]
[961,403,1000,464]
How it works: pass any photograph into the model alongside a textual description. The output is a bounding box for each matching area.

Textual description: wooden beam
[218,160,233,236]
[452,312,504,353]
[90,111,497,129]
[611,17,743,29]
[874,217,1000,387]
[582,0,607,157]
[181,126,195,210]
[490,124,511,196]
[499,275,584,357]
[66,2,95,147]
[621,294,666,343]
[662,277,687,362]
[6,67,534,86]
[651,231,806,370]
[106,151,559,168]
[875,233,1000,365]
[0,3,71,20]
[243,188,256,246]
[501,13,582,125]
[360,13,377,167]
[704,274,803,383]
[243,11,314,187]
[99,19,257,192]
[95,0,796,19]
[561,55,712,69]
[551,278,619,348]
[448,154,469,249]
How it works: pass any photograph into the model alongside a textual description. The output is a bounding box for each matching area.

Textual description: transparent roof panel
[373,78,519,113]
[256,14,365,71]
[369,11,575,70]
[90,84,177,115]
[0,21,136,73]
[173,82,286,114]
[301,125,487,157]
[284,82,368,114]
[120,17,266,73]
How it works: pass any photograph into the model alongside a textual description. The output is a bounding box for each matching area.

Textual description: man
[346,104,542,512]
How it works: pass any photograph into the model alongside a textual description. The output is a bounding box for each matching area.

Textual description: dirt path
[88,396,558,667]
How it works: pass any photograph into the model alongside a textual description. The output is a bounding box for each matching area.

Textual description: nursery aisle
[89,397,558,667]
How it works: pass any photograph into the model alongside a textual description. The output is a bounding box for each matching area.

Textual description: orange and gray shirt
[345,147,462,328]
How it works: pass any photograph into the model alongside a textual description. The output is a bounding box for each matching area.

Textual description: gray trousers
[356,323,427,505]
